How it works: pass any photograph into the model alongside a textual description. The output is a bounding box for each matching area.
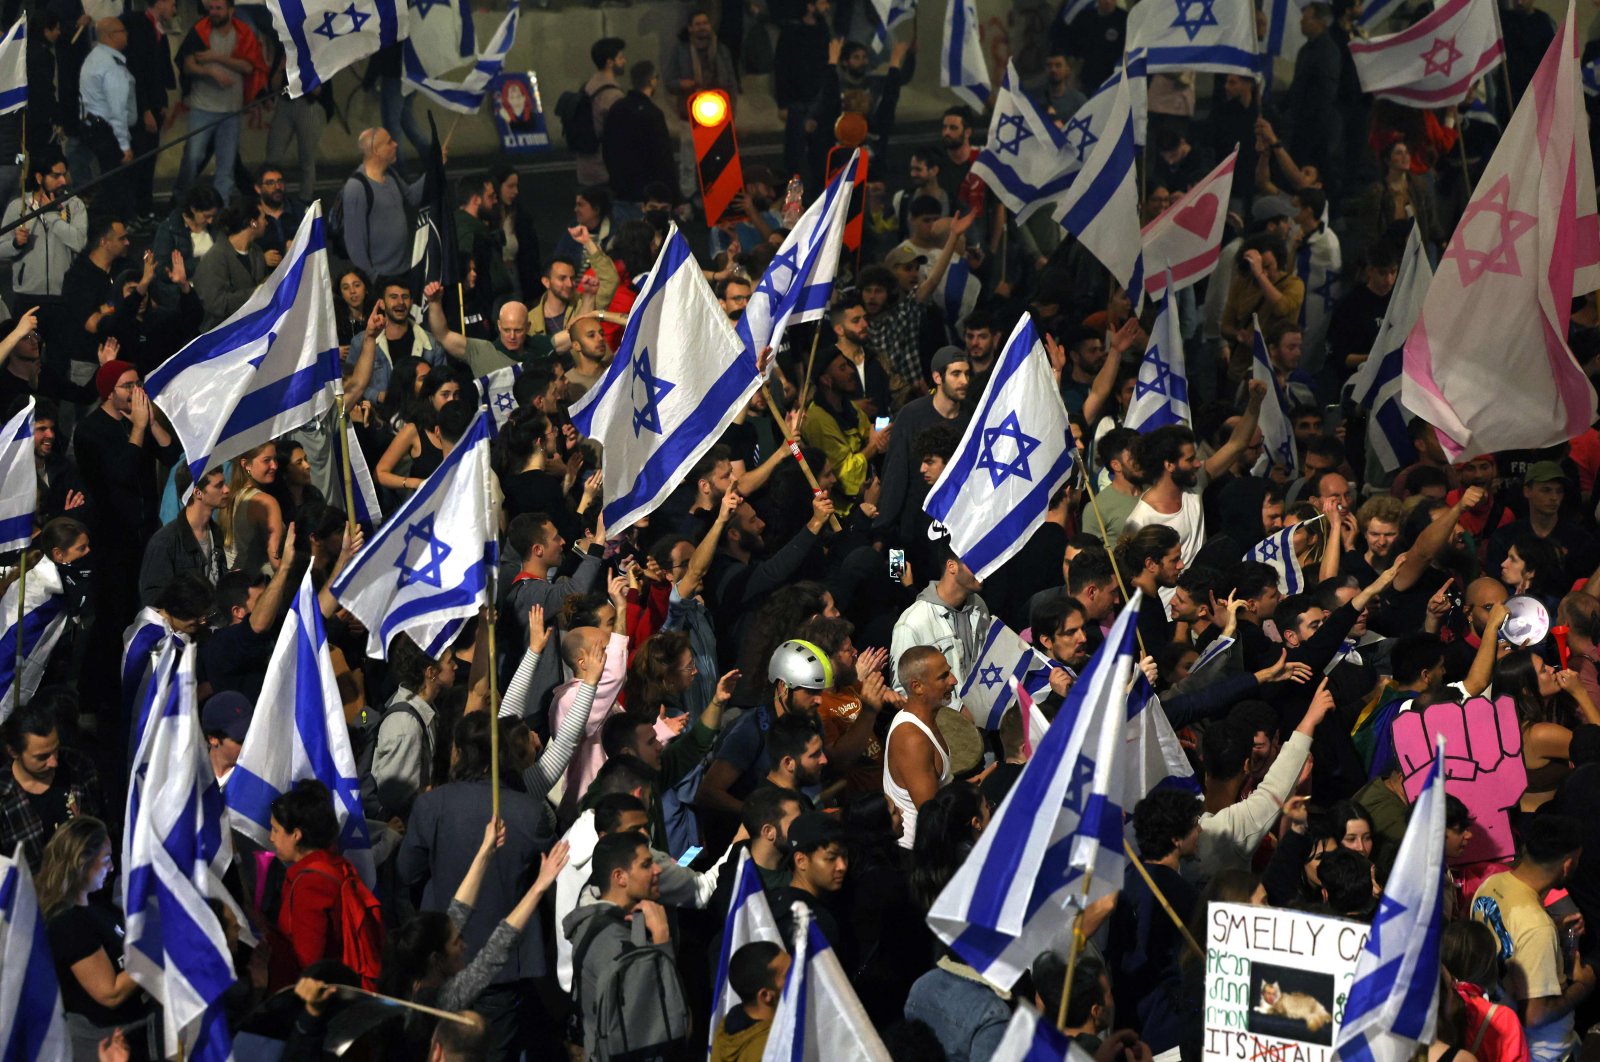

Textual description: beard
[1172,467,1200,491]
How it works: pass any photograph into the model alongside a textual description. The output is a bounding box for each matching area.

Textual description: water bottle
[781,175,804,228]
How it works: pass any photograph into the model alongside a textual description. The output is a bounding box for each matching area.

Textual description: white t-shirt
[1124,492,1206,611]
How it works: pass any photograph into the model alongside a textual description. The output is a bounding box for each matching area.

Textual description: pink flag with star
[1348,0,1503,106]
[1402,0,1600,460]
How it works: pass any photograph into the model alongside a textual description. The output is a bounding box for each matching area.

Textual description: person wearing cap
[766,810,851,964]
[874,346,970,557]
[802,324,890,503]
[201,690,253,786]
[1487,463,1600,589]
[1221,232,1305,379]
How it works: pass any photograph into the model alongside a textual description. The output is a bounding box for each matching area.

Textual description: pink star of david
[1422,35,1462,77]
[1441,175,1538,286]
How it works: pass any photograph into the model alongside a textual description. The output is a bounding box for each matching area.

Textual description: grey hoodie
[561,900,675,1058]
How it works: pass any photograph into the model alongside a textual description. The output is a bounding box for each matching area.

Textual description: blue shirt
[80,43,137,151]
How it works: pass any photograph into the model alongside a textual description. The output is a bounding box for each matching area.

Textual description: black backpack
[324,170,375,263]
[556,83,623,154]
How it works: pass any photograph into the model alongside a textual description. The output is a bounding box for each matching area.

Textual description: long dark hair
[1495,650,1558,728]
[908,783,984,912]
[840,792,901,877]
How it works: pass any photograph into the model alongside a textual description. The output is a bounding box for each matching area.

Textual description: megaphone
[1500,595,1551,648]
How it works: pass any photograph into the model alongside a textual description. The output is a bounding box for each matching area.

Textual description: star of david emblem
[492,391,515,413]
[1366,893,1407,954]
[1257,535,1280,562]
[412,0,444,18]
[1422,35,1462,78]
[1061,753,1098,814]
[312,3,370,39]
[397,514,451,588]
[978,663,1005,689]
[993,112,1033,158]
[1062,115,1098,164]
[1441,175,1539,286]
[1136,348,1176,401]
[631,346,675,437]
[975,411,1040,488]
[763,243,802,295]
[1312,269,1340,310]
[1170,0,1218,41]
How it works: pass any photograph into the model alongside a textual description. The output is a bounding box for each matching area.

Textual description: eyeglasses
[678,663,699,673]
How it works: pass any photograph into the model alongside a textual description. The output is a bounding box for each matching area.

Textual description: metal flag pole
[12,548,26,707]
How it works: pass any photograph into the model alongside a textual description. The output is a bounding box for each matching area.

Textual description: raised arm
[1203,379,1267,478]
[1392,486,1484,592]
[913,210,977,304]
[678,490,740,601]
[422,280,469,358]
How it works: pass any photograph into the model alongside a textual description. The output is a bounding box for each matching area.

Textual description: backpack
[292,861,387,991]
[556,83,622,155]
[572,912,692,1062]
[325,170,375,263]
[659,757,707,861]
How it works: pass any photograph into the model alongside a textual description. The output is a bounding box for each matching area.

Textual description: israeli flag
[1348,225,1430,473]
[228,571,376,886]
[0,19,25,115]
[1124,279,1191,431]
[939,255,981,339]
[1120,677,1200,794]
[478,364,523,432]
[762,901,892,1062]
[401,0,476,90]
[123,641,239,1062]
[0,845,68,1061]
[735,151,862,363]
[332,418,383,526]
[122,608,186,760]
[709,849,782,1057]
[0,397,34,553]
[408,1,518,114]
[960,617,1054,731]
[1060,54,1150,186]
[1243,522,1310,595]
[1128,0,1260,75]
[570,226,761,537]
[147,205,341,484]
[1335,736,1447,1062]
[1296,228,1342,371]
[926,596,1141,988]
[333,410,497,659]
[1356,0,1403,31]
[925,316,1075,580]
[940,0,989,110]
[993,1002,1094,1062]
[973,62,1081,222]
[1585,55,1600,97]
[0,558,68,724]
[1056,60,1145,297]
[1189,632,1235,675]
[1250,316,1299,475]
[1262,0,1309,73]
[869,0,915,50]
[268,0,409,97]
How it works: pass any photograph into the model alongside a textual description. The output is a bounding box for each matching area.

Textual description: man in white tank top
[885,646,958,850]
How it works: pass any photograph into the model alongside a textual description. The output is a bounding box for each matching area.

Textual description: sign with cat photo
[1203,902,1369,1062]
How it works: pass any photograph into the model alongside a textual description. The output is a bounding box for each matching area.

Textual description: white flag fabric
[0,558,69,724]
[1295,221,1343,369]
[973,62,1081,222]
[0,397,33,553]
[1128,0,1259,75]
[709,849,783,1055]
[407,0,518,114]
[0,19,25,115]
[332,411,497,658]
[331,417,383,526]
[958,617,1055,731]
[1251,317,1300,474]
[761,902,892,1062]
[1056,61,1145,295]
[0,844,68,1061]
[478,364,523,432]
[1243,523,1311,595]
[869,0,915,50]
[401,0,476,88]
[228,571,376,886]
[1141,149,1237,301]
[570,225,761,537]
[940,0,989,109]
[1334,737,1448,1062]
[123,641,238,1062]
[1403,4,1600,459]
[1349,225,1432,472]
[269,0,408,97]
[1125,280,1192,431]
[1262,0,1309,72]
[1349,0,1504,107]
[925,316,1075,579]
[735,151,862,362]
[926,597,1141,988]
[993,1002,1096,1062]
[1060,54,1150,187]
[146,206,341,483]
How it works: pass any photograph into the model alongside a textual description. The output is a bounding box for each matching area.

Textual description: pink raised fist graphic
[1392,695,1525,866]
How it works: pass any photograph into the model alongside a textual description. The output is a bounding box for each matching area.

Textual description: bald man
[80,17,138,219]
[424,282,537,376]
[551,617,629,819]
[565,315,613,400]
[340,126,425,277]
[530,224,621,347]
[885,646,957,849]
[1438,577,1510,682]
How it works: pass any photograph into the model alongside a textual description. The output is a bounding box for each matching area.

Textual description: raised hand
[423,280,443,301]
[713,668,740,704]
[527,603,549,653]
[577,643,604,685]
[97,336,120,366]
[535,839,570,891]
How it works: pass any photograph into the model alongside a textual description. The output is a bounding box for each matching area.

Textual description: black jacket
[602,91,675,203]
[120,8,176,118]
[138,515,224,607]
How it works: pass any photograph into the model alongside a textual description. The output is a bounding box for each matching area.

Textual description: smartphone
[888,548,906,582]
[677,846,704,867]
[874,415,891,431]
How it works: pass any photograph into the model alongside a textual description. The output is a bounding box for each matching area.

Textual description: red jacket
[268,849,349,990]
[180,17,269,104]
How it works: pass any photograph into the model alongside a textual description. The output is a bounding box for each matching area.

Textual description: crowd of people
[4,0,1600,1060]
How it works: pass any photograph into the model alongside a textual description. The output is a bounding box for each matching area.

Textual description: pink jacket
[552,633,628,817]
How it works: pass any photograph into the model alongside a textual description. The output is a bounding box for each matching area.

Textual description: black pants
[81,116,133,223]
[128,108,162,216]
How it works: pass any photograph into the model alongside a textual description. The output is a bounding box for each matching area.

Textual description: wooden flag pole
[12,549,26,709]
[1122,837,1205,958]
[1055,867,1095,1032]
[1077,443,1147,658]
[759,381,842,532]
[335,383,357,535]
[483,474,500,822]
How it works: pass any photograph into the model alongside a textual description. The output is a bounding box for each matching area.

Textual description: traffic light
[689,89,743,227]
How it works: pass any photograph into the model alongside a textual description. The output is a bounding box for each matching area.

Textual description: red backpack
[288,859,386,991]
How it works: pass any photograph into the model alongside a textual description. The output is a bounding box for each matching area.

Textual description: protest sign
[1204,902,1366,1062]
[491,72,550,153]
[1391,694,1526,865]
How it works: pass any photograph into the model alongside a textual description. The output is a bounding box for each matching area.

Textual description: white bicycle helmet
[767,639,834,691]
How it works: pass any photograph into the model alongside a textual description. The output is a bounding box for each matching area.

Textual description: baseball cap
[1250,195,1295,224]
[1524,461,1567,485]
[883,242,929,269]
[931,346,969,376]
[787,811,845,855]
[201,691,253,744]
